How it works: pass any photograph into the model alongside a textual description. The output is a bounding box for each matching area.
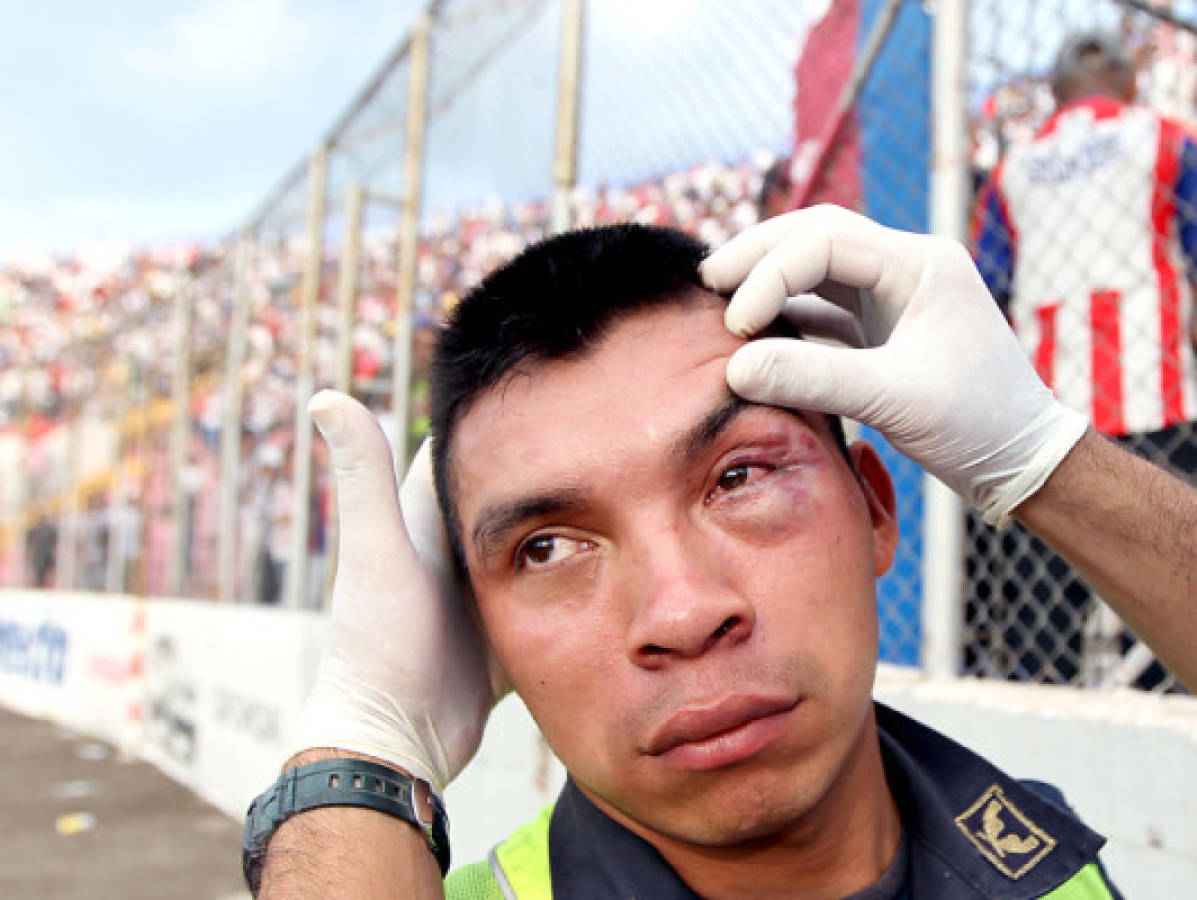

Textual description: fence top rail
[239,0,453,236]
[1113,0,1197,35]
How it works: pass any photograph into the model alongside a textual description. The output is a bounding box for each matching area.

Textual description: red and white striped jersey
[973,96,1197,437]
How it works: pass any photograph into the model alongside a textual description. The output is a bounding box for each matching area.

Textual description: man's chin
[579,703,878,850]
[595,766,833,851]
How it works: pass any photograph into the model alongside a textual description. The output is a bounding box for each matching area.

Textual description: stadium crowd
[1,12,1193,697]
[0,154,766,604]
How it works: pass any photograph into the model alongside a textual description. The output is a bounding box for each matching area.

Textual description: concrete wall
[2,590,1191,894]
[0,590,561,871]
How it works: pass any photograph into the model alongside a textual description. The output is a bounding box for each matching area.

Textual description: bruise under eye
[703,418,826,501]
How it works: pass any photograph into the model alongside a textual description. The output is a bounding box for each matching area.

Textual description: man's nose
[623,522,756,669]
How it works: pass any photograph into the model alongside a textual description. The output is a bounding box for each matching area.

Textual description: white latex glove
[700,205,1088,526]
[293,389,500,794]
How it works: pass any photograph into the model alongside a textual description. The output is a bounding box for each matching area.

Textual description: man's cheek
[482,603,575,690]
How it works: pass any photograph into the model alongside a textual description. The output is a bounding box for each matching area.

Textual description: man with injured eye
[246,207,1197,899]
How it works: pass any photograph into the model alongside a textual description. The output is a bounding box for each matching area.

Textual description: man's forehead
[445,298,741,498]
[457,294,732,412]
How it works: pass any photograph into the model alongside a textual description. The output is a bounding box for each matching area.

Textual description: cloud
[121,0,315,83]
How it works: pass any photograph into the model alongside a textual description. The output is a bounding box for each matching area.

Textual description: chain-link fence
[2,0,1194,691]
[966,0,1197,693]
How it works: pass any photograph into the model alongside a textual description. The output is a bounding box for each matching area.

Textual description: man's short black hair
[429,222,847,568]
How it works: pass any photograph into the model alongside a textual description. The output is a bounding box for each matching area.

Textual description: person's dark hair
[758,158,793,219]
[429,222,847,568]
[1049,30,1134,104]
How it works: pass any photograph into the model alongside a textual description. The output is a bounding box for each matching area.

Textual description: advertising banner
[0,591,139,748]
[1,589,565,870]
[142,600,325,818]
[0,591,72,720]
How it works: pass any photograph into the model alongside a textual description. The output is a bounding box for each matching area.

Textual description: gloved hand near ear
[293,390,503,795]
[701,205,1088,526]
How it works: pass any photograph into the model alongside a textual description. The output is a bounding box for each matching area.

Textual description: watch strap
[242,758,450,885]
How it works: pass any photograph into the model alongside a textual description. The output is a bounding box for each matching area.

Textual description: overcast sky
[1,0,426,257]
[7,0,1185,260]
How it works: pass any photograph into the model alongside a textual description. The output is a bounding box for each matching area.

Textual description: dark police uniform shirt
[544,703,1119,899]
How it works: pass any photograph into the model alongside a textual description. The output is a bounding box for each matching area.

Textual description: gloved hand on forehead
[700,204,1089,527]
[294,390,503,795]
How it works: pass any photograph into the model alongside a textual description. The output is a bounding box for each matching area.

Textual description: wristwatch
[241,758,450,886]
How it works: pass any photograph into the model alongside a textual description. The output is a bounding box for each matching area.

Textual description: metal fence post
[921,0,967,679]
[550,0,585,235]
[218,232,254,603]
[4,436,27,586]
[391,14,431,478]
[322,182,366,607]
[105,366,135,594]
[54,413,81,591]
[166,279,196,597]
[285,147,330,609]
[12,366,33,585]
[335,184,365,397]
[132,369,152,596]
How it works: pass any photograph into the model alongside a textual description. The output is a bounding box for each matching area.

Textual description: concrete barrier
[0,590,561,872]
[1,590,1192,894]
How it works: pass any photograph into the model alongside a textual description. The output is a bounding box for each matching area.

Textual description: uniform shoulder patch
[954,784,1058,879]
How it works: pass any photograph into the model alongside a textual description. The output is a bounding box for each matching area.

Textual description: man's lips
[646,694,800,758]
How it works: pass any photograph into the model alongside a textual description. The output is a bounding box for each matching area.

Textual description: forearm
[1014,429,1197,689]
[257,749,445,900]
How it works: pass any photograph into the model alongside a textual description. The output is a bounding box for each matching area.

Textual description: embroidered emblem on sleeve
[954,784,1057,879]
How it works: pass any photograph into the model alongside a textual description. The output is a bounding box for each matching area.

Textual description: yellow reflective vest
[443,803,1115,900]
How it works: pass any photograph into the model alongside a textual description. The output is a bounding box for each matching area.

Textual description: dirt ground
[0,706,248,900]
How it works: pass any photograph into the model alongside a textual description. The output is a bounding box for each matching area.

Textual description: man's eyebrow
[671,393,757,466]
[468,396,790,563]
[471,488,587,563]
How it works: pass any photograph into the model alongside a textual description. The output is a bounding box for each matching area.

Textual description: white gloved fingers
[779,294,867,348]
[713,208,1085,522]
[700,206,874,294]
[709,206,946,341]
[309,390,418,581]
[400,439,453,575]
[807,279,865,319]
[715,207,897,337]
[402,438,512,701]
[302,390,497,791]
[699,211,805,293]
[727,337,887,425]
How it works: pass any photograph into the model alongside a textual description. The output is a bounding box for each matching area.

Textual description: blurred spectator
[26,513,56,588]
[969,30,1197,688]
[0,151,779,603]
[1122,1,1197,130]
[758,158,795,220]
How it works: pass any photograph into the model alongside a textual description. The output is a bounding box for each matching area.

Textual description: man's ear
[848,441,899,577]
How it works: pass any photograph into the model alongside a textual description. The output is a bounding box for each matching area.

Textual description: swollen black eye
[717,466,751,492]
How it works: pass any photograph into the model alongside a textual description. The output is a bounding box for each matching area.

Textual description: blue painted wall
[857,0,931,666]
